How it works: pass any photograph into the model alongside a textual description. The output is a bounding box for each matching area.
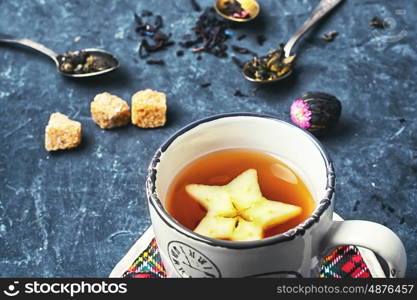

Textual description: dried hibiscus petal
[221,0,250,19]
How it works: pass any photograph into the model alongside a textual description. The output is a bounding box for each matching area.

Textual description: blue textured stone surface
[0,0,416,277]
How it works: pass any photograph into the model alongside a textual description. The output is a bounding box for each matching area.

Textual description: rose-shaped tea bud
[290,92,342,136]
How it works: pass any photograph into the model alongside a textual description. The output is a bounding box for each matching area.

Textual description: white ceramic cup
[146,113,407,278]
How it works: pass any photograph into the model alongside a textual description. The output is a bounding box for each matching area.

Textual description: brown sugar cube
[45,113,82,151]
[90,92,131,129]
[131,89,167,128]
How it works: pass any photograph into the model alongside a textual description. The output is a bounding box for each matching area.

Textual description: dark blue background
[0,0,416,277]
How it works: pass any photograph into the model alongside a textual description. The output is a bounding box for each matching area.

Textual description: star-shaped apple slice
[185,169,302,241]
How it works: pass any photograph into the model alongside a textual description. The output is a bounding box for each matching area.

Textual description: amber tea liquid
[166,149,315,239]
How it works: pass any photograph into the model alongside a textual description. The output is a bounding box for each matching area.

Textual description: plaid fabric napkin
[120,238,372,278]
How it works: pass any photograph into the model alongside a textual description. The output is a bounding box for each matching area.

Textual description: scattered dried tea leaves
[58,51,111,74]
[243,44,296,81]
[256,34,266,46]
[133,6,270,76]
[323,31,338,41]
[369,16,389,29]
[190,0,201,12]
[370,194,405,224]
[180,8,231,58]
[138,35,174,58]
[220,0,250,19]
[134,11,174,58]
[179,6,264,66]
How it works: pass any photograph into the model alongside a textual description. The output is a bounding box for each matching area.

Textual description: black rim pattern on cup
[146,113,335,249]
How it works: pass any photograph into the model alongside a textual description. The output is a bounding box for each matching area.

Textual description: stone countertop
[0,0,416,277]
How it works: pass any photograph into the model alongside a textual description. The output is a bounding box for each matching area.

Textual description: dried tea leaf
[190,0,201,12]
[231,45,256,55]
[231,56,244,68]
[234,90,247,97]
[154,15,163,30]
[134,13,143,25]
[256,34,266,46]
[323,31,338,41]
[141,10,153,17]
[369,16,389,29]
[146,59,165,65]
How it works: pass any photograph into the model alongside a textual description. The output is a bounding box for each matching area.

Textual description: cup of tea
[146,113,406,278]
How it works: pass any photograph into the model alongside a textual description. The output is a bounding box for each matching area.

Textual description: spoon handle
[284,0,344,57]
[0,33,59,65]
